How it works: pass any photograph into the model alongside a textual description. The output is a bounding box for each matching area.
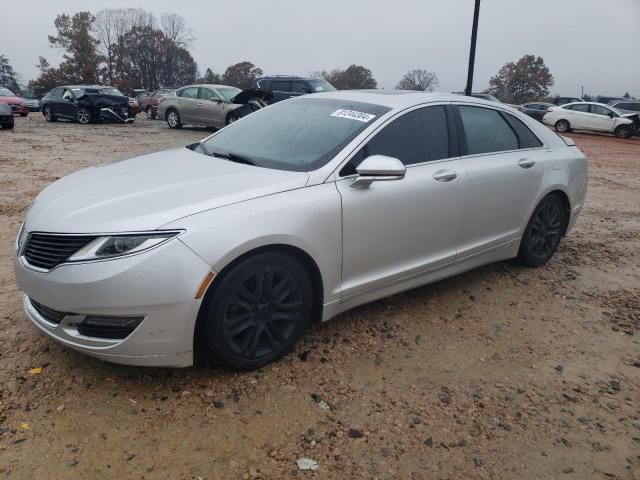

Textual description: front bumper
[14,238,213,367]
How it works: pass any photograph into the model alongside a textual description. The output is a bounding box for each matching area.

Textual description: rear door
[453,104,546,259]
[271,80,293,102]
[337,104,465,298]
[564,104,589,129]
[175,86,200,123]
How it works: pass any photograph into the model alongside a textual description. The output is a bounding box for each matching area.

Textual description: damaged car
[158,84,271,129]
[543,102,638,138]
[40,85,135,124]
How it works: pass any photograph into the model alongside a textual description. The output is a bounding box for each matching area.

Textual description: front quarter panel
[161,183,343,304]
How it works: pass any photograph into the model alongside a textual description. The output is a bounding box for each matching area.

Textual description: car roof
[180,84,239,89]
[298,90,503,109]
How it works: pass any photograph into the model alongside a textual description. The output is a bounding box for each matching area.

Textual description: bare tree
[396,69,439,91]
[161,13,193,47]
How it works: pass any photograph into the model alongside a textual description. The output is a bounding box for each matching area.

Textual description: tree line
[3,8,633,102]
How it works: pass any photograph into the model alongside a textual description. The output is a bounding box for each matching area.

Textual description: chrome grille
[23,233,97,270]
[30,298,66,325]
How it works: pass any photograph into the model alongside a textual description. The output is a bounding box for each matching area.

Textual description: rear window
[458,106,518,155]
[501,113,543,149]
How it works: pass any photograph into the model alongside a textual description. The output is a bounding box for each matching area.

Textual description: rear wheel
[200,252,313,370]
[19,112,27,117]
[518,195,567,267]
[166,109,182,128]
[614,124,631,139]
[43,106,57,122]
[76,108,92,124]
[555,119,570,133]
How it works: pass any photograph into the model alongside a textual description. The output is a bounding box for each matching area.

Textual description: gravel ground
[0,115,638,480]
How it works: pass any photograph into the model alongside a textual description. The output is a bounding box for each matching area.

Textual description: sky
[2,0,639,97]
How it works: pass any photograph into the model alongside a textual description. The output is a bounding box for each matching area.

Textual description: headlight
[68,231,181,262]
[15,222,27,255]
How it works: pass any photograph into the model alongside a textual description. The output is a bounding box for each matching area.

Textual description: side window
[458,106,518,155]
[51,88,63,98]
[62,89,74,101]
[568,104,589,112]
[199,88,221,101]
[591,105,614,116]
[272,81,292,92]
[178,87,198,99]
[340,106,450,176]
[501,113,543,149]
[292,81,310,93]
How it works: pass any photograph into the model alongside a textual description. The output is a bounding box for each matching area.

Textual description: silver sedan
[14,91,588,369]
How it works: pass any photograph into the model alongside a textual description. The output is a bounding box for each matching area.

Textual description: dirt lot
[0,115,638,479]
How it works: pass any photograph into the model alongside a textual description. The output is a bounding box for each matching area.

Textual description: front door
[337,105,465,298]
[176,86,200,124]
[587,104,616,132]
[197,87,225,128]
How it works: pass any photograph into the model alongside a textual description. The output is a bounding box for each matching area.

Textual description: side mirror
[351,155,406,189]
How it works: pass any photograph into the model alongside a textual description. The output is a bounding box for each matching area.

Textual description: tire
[518,194,567,267]
[555,119,570,133]
[19,112,27,117]
[1,120,13,129]
[200,252,313,370]
[166,109,182,128]
[145,106,156,120]
[614,124,631,139]
[226,110,241,126]
[43,106,57,122]
[76,108,92,124]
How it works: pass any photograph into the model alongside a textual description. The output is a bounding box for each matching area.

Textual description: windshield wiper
[209,150,257,166]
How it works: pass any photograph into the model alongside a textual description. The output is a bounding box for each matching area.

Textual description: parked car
[608,100,640,114]
[158,84,271,129]
[14,91,587,369]
[0,87,28,116]
[40,85,135,124]
[520,102,555,122]
[543,102,638,138]
[0,102,14,129]
[22,97,41,112]
[254,76,336,103]
[140,88,174,119]
[552,96,583,106]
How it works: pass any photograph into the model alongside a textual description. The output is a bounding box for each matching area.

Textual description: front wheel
[518,195,567,267]
[76,108,92,124]
[226,111,241,126]
[166,109,182,128]
[200,252,313,370]
[555,119,570,133]
[614,124,631,139]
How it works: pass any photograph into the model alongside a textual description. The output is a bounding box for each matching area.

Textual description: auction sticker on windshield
[330,109,376,123]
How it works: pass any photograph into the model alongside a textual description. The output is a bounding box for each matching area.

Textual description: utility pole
[465,0,481,96]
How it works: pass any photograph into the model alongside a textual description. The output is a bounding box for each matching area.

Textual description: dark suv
[253,76,336,103]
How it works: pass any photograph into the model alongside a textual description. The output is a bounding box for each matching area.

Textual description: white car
[14,92,588,369]
[543,102,636,138]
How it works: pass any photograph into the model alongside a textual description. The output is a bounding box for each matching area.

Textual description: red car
[0,87,28,116]
[140,88,175,119]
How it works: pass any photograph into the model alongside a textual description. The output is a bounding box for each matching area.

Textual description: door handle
[433,170,458,182]
[518,158,536,169]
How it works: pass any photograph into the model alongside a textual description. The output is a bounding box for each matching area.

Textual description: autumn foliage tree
[314,65,377,90]
[396,69,439,91]
[222,62,263,89]
[0,55,21,92]
[486,54,554,104]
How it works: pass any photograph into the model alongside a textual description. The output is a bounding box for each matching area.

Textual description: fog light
[78,315,144,339]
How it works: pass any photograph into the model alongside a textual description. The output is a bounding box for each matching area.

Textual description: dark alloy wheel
[519,195,566,267]
[76,108,92,124]
[555,119,570,133]
[226,111,241,125]
[43,106,57,122]
[200,253,313,370]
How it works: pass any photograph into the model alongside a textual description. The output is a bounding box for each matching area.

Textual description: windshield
[200,98,390,172]
[0,88,15,97]
[100,87,125,96]
[307,79,336,92]
[217,87,242,101]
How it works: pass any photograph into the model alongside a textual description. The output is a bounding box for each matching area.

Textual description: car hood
[25,147,309,233]
[230,88,272,105]
[77,93,129,108]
